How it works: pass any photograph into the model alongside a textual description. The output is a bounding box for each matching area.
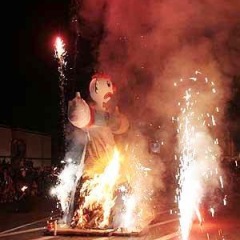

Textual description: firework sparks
[51,164,79,213]
[175,71,223,240]
[121,194,136,229]
[223,195,227,206]
[21,186,28,192]
[50,145,86,223]
[54,36,68,151]
[50,160,84,221]
[55,37,67,66]
[209,207,215,217]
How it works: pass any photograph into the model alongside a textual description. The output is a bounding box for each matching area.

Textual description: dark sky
[1,1,73,134]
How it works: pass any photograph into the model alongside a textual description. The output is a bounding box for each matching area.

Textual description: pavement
[0,192,239,240]
[0,196,56,232]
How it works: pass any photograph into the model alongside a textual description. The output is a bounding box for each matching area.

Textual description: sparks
[121,195,136,230]
[54,37,66,64]
[209,207,215,217]
[21,186,28,192]
[54,36,68,150]
[50,161,84,215]
[211,115,216,126]
[175,71,223,240]
[219,176,224,189]
[223,195,227,206]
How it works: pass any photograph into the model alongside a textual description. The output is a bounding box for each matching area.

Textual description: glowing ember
[121,194,136,229]
[223,195,227,206]
[209,207,215,217]
[54,36,68,149]
[175,71,223,240]
[219,175,224,189]
[21,186,28,192]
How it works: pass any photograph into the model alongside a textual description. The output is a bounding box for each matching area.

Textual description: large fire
[71,148,122,229]
[51,146,151,231]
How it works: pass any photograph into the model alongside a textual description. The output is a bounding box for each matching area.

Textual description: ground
[0,191,239,240]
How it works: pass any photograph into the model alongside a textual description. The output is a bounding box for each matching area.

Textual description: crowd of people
[0,160,57,205]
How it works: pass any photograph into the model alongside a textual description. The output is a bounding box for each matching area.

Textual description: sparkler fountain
[174,70,225,240]
[52,36,85,225]
[54,37,68,153]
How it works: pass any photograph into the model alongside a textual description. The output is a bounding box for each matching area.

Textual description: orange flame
[74,148,121,228]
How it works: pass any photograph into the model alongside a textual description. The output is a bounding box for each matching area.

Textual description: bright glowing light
[21,186,28,192]
[54,36,67,149]
[219,176,224,188]
[175,71,223,240]
[72,148,121,228]
[223,195,227,206]
[54,37,66,63]
[51,159,84,220]
[195,208,203,224]
[121,195,136,229]
[209,207,215,217]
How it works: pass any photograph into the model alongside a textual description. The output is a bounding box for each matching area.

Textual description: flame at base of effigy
[50,146,151,235]
[70,148,121,229]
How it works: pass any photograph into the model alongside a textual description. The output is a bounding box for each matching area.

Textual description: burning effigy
[48,71,154,236]
[45,0,240,237]
[49,37,229,239]
[67,73,130,229]
[68,73,129,178]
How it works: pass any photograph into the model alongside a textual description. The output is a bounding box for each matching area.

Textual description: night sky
[1,1,74,134]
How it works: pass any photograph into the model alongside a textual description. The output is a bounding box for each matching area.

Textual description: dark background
[1,1,95,161]
[1,1,72,133]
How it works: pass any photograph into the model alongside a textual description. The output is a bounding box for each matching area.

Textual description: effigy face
[89,75,114,111]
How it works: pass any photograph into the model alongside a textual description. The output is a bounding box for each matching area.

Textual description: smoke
[73,0,240,220]
[75,0,240,97]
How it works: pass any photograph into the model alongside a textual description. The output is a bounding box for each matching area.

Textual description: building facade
[0,125,51,167]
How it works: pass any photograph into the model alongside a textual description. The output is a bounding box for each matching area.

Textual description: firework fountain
[52,37,87,225]
[174,70,226,240]
[54,37,68,150]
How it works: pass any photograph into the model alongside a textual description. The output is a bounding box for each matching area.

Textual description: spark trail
[174,71,224,240]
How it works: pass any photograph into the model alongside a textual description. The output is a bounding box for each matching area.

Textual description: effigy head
[89,73,115,111]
